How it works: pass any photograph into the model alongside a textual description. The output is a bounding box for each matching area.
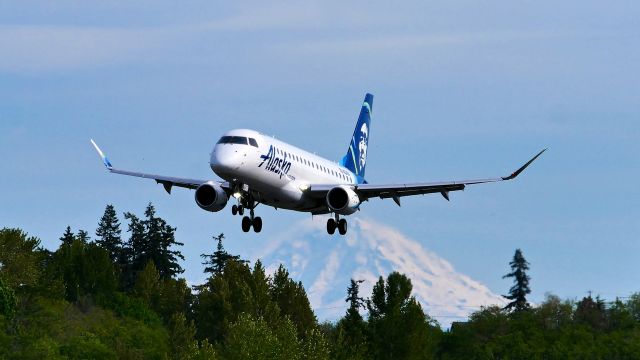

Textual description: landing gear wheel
[338,219,348,235]
[252,217,263,233]
[327,218,336,235]
[231,205,238,215]
[241,216,252,232]
[238,206,244,216]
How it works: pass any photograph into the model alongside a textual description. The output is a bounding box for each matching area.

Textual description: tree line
[1,204,639,359]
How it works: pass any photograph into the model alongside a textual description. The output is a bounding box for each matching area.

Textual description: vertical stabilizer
[341,93,373,183]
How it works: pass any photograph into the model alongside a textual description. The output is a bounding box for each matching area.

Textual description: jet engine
[326,186,360,215]
[195,181,228,212]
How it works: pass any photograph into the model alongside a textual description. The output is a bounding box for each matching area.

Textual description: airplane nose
[210,146,241,174]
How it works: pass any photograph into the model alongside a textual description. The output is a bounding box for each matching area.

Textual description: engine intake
[195,181,228,212]
[326,186,360,215]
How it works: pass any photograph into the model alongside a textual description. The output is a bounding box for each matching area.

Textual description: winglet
[90,139,113,169]
[502,148,546,181]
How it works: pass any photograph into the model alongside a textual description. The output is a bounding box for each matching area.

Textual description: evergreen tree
[201,234,244,275]
[503,248,531,312]
[122,204,184,286]
[95,204,123,263]
[142,203,185,279]
[134,261,161,307]
[366,272,439,359]
[50,239,117,302]
[270,265,316,338]
[575,295,607,330]
[0,228,44,290]
[345,279,365,318]
[0,275,16,319]
[224,314,299,360]
[334,280,368,360]
[123,212,145,290]
[250,260,280,326]
[60,226,75,246]
[76,229,91,243]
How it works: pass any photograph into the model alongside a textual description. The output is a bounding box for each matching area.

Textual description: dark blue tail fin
[340,93,373,183]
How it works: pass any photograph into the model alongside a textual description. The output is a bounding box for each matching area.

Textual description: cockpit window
[248,138,258,147]
[217,136,249,145]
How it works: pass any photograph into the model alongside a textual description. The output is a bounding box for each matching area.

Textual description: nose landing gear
[231,204,245,216]
[327,214,347,235]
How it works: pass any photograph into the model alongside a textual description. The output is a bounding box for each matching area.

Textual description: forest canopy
[1,204,639,359]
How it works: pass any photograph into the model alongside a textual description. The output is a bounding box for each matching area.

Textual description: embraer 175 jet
[91,93,545,235]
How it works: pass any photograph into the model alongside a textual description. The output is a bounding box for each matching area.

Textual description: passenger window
[248,138,258,147]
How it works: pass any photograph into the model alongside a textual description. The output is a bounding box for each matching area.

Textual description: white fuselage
[209,129,356,211]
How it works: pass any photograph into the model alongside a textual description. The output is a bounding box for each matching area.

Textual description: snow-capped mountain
[252,217,506,328]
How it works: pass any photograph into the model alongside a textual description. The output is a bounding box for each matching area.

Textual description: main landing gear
[231,196,262,233]
[327,214,347,235]
[241,210,262,233]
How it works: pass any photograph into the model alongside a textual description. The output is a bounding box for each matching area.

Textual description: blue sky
[1,1,639,306]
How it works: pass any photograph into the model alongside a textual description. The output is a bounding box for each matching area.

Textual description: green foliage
[366,272,441,360]
[575,295,607,330]
[6,297,170,358]
[4,211,640,359]
[95,204,124,263]
[100,291,162,324]
[441,293,640,359]
[301,327,330,360]
[167,312,199,360]
[271,265,317,338]
[0,275,16,319]
[60,332,117,359]
[503,248,531,312]
[0,227,44,290]
[134,261,161,306]
[250,259,280,326]
[223,313,278,359]
[48,239,117,302]
[59,226,75,246]
[332,279,368,360]
[201,233,246,276]
[123,203,185,287]
[223,314,300,360]
[133,261,192,324]
[76,229,91,243]
[142,203,185,279]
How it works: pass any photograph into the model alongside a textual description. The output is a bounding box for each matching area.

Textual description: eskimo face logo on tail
[258,145,293,179]
[358,123,368,170]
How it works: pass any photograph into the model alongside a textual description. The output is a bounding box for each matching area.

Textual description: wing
[90,139,229,194]
[309,149,546,205]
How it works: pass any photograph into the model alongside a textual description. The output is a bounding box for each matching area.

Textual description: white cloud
[308,249,342,306]
[0,25,174,72]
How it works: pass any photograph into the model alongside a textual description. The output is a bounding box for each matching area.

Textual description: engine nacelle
[195,181,228,212]
[326,186,360,215]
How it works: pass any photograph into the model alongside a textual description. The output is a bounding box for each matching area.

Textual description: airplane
[91,93,545,235]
